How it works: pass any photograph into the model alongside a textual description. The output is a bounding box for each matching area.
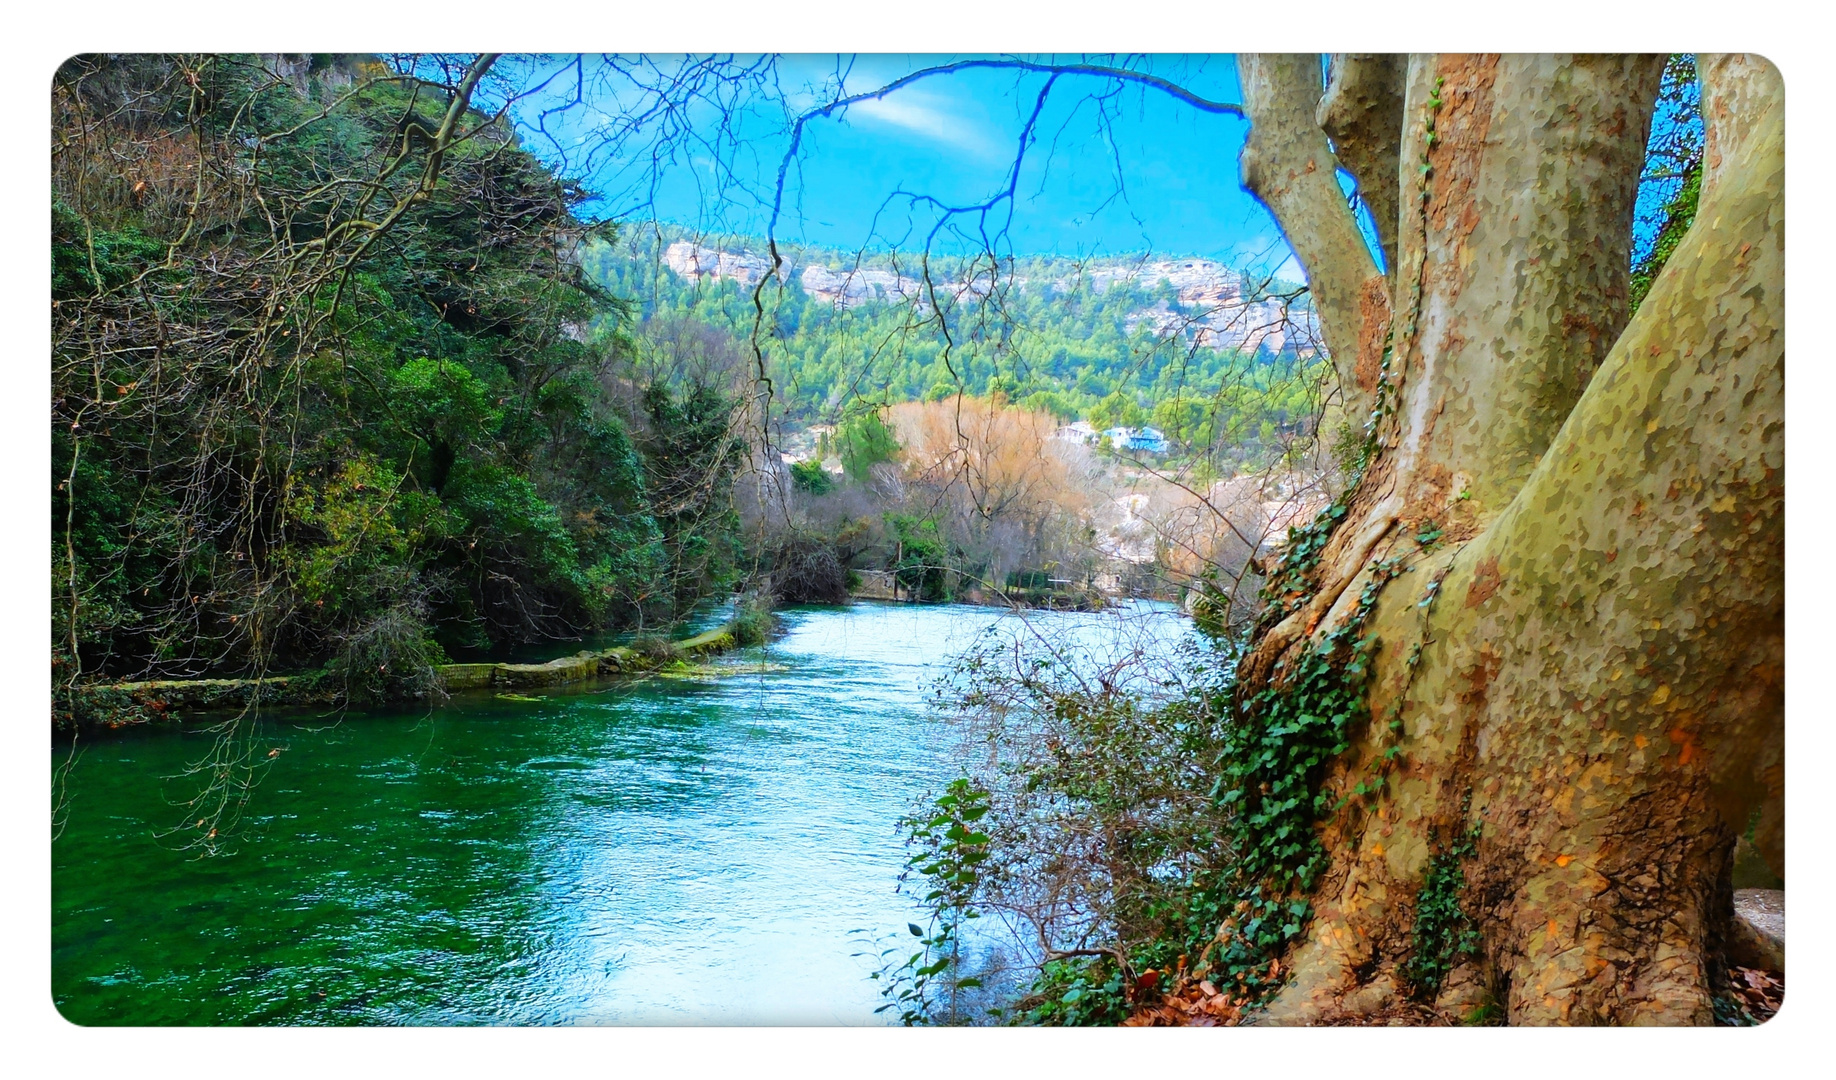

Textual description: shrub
[769,533,850,605]
[870,779,994,1025]
[324,603,448,705]
[789,458,835,495]
[730,590,778,646]
[895,617,1239,1023]
[889,514,952,602]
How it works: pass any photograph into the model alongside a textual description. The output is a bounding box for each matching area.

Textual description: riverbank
[60,587,1164,730]
[846,568,1112,611]
[59,621,752,731]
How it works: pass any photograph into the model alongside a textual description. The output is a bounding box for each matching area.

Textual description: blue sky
[506,55,1304,271]
[502,52,1693,284]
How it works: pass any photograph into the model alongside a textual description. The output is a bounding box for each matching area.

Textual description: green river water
[52,600,1192,1025]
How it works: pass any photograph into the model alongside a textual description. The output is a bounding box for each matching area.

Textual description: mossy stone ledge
[61,622,748,728]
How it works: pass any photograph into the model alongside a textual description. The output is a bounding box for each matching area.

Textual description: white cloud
[844,90,1005,161]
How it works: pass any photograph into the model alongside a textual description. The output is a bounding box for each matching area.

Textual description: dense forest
[584,226,1326,463]
[52,55,748,720]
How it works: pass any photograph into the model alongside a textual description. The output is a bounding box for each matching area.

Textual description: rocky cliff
[662,240,1318,356]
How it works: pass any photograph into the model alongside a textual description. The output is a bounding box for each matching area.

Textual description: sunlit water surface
[53,600,1192,1025]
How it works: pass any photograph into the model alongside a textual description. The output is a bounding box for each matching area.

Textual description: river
[52,599,1195,1025]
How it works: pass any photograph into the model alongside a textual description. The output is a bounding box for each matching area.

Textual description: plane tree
[1221,53,1781,1025]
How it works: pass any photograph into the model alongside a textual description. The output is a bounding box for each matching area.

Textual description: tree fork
[1240,54,1665,700]
[1230,54,1779,1025]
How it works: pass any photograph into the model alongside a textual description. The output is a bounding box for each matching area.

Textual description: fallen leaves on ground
[1727,965,1783,1023]
[1124,964,1781,1027]
[1122,977,1247,1027]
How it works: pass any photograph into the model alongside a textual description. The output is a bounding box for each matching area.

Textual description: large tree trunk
[1233,53,1783,1025]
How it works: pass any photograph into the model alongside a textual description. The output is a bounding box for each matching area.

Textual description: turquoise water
[51,600,1191,1025]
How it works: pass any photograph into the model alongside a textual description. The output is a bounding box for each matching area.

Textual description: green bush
[730,591,778,646]
[789,458,835,495]
[889,515,951,602]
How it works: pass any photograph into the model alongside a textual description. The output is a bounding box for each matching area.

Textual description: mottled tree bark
[1695,52,1787,883]
[1233,54,1782,1025]
[1237,54,1664,700]
[1317,54,1406,276]
[1237,54,1390,416]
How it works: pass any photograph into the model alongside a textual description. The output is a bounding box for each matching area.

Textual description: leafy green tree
[636,379,746,613]
[790,459,835,495]
[837,409,900,483]
[1089,390,1146,430]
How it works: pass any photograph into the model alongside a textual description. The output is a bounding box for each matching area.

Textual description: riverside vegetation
[53,55,752,729]
[52,54,1320,729]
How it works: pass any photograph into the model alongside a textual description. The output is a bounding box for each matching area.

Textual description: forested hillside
[583,226,1327,459]
[52,55,744,716]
